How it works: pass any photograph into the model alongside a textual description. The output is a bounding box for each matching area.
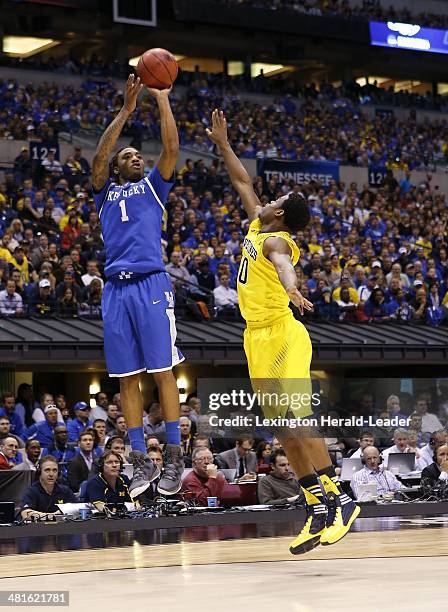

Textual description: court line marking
[2,553,448,580]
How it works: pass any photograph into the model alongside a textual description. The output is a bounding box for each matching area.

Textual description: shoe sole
[157,482,182,496]
[289,535,322,556]
[129,481,151,499]
[321,505,361,546]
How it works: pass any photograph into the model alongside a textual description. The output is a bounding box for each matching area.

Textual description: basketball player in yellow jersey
[207,110,359,554]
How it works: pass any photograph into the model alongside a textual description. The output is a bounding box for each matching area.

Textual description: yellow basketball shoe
[320,491,360,546]
[289,501,327,555]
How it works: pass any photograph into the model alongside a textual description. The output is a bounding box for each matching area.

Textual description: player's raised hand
[286,287,314,315]
[123,74,144,113]
[206,109,228,147]
[146,85,173,100]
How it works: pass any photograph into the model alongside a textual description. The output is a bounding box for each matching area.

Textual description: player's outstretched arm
[92,74,143,191]
[264,237,314,316]
[147,87,179,181]
[206,109,261,223]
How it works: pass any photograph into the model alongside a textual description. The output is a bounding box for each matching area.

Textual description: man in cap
[29,278,56,316]
[25,404,64,448]
[67,401,93,443]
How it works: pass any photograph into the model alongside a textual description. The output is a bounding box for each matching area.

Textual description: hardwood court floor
[2,520,447,612]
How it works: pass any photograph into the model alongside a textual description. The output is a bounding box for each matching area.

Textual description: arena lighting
[128,54,184,67]
[176,376,187,391]
[3,36,60,58]
[250,63,294,78]
[89,382,101,396]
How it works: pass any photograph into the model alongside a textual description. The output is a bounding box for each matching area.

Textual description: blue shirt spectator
[67,401,93,443]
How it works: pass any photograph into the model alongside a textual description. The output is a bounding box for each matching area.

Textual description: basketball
[136,48,178,89]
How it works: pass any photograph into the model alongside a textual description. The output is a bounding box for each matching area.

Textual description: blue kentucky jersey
[93,167,173,278]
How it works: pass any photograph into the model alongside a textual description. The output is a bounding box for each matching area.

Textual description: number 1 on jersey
[119,199,129,222]
[238,256,248,284]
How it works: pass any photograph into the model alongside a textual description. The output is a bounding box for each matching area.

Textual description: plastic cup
[207,497,218,508]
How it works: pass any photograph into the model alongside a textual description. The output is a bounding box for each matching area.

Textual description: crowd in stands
[1,75,448,324]
[3,75,448,167]
[1,387,448,510]
[219,0,448,29]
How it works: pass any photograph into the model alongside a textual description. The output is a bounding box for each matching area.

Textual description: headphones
[361,452,383,466]
[97,450,124,473]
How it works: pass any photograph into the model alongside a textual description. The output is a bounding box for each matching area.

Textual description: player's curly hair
[279,192,310,233]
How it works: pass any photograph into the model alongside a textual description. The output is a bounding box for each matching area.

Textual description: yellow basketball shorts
[243,315,313,420]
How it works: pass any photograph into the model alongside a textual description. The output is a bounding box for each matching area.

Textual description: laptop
[340,458,363,481]
[0,502,15,524]
[357,483,378,502]
[387,452,415,474]
[219,468,237,483]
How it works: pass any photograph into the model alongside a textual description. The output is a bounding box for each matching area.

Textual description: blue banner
[257,159,339,188]
[370,21,448,55]
[368,166,387,187]
[29,141,60,162]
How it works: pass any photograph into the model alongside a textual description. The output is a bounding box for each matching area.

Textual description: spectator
[351,446,403,500]
[381,428,425,470]
[93,419,107,451]
[41,425,77,464]
[0,280,23,315]
[418,430,447,468]
[364,288,391,321]
[28,279,57,316]
[67,401,93,443]
[413,397,444,435]
[0,391,24,438]
[84,450,131,511]
[41,152,63,178]
[215,434,257,480]
[0,416,11,442]
[104,435,126,461]
[80,278,102,316]
[58,286,78,316]
[181,447,226,505]
[0,436,19,469]
[12,439,41,471]
[420,444,448,489]
[20,456,76,520]
[213,273,239,312]
[257,449,302,505]
[81,260,104,288]
[347,430,375,459]
[105,404,119,434]
[67,430,96,492]
[385,395,409,423]
[143,403,166,439]
[25,404,64,448]
[180,416,193,467]
[256,440,272,469]
[110,415,130,445]
[90,391,109,422]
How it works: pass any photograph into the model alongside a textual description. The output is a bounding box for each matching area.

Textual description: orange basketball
[136,48,178,89]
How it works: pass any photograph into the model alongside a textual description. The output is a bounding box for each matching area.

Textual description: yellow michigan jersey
[237,218,313,419]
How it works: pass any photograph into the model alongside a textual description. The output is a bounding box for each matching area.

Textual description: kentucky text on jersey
[92,167,173,278]
[106,184,147,200]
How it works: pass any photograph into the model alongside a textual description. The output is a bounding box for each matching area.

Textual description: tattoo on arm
[92,109,130,190]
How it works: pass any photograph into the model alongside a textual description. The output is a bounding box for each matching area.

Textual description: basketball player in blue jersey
[92,74,184,498]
